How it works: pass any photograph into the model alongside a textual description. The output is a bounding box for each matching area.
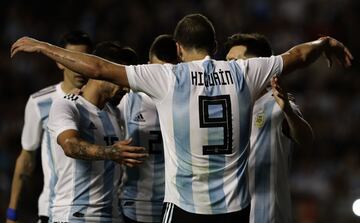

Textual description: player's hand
[271,76,291,113]
[6,220,17,223]
[10,37,45,58]
[110,138,148,167]
[321,36,353,68]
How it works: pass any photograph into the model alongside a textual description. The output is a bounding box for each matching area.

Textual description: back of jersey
[125,55,283,215]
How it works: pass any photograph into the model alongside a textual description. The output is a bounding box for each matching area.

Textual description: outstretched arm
[11,37,129,87]
[271,77,314,148]
[58,129,148,167]
[281,36,353,75]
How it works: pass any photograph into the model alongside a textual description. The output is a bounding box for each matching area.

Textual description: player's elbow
[61,138,78,158]
[16,150,36,173]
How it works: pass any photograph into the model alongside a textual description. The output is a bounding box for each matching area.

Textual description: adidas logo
[134,113,145,122]
[88,122,97,129]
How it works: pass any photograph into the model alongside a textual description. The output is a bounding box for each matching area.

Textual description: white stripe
[168,203,174,223]
[162,203,171,223]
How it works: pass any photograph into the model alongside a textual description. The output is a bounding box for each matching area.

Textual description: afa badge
[255,111,265,128]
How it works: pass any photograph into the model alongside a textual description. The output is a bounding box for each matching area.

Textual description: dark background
[0,0,359,222]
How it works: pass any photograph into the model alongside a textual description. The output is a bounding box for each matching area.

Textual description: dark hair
[224,33,273,57]
[149,34,178,64]
[92,41,138,65]
[59,30,93,52]
[174,13,217,55]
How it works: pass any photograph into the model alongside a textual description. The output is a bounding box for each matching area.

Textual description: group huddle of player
[6,13,352,223]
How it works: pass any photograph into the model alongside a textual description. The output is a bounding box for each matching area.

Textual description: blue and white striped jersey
[125,55,283,214]
[118,91,164,222]
[249,91,299,223]
[21,83,64,217]
[48,94,124,223]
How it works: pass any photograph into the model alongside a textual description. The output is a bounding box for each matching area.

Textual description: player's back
[48,94,123,222]
[22,83,64,217]
[126,55,283,214]
[159,57,252,214]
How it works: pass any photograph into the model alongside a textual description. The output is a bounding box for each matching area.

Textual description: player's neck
[181,49,209,62]
[61,80,76,94]
[81,81,109,109]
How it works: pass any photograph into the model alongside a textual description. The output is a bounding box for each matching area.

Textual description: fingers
[11,37,27,57]
[344,46,354,60]
[329,39,353,68]
[116,138,133,145]
[121,150,148,159]
[123,158,145,167]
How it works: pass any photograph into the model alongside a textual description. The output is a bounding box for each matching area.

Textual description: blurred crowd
[0,0,359,222]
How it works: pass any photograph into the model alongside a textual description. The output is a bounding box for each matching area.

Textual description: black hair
[174,14,217,55]
[149,34,178,64]
[224,33,273,57]
[92,41,138,65]
[59,30,93,52]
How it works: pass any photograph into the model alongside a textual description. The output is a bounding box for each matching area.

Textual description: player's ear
[212,40,218,55]
[176,42,183,61]
[56,62,65,70]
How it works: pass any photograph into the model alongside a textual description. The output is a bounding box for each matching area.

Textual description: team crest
[255,111,265,128]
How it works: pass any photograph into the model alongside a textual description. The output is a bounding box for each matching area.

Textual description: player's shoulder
[30,84,59,100]
[50,93,80,116]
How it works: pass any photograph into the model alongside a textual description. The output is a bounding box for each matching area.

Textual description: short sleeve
[125,64,174,101]
[48,98,79,141]
[239,55,283,100]
[21,97,43,151]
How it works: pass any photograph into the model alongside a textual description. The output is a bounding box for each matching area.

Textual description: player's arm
[281,36,353,75]
[11,37,128,87]
[6,150,36,223]
[58,129,148,167]
[271,77,314,147]
[7,97,41,222]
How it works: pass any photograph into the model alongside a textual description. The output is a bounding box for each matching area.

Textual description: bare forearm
[281,37,329,75]
[63,138,118,160]
[283,108,314,148]
[8,151,35,209]
[38,43,128,87]
[41,43,106,79]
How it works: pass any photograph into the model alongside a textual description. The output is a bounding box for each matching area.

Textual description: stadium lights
[353,199,360,217]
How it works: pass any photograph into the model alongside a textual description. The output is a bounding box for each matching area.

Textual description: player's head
[58,30,93,89]
[149,34,178,64]
[225,33,273,60]
[93,41,138,65]
[92,41,138,105]
[174,13,217,61]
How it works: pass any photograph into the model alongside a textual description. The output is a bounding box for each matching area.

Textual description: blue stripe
[38,99,55,218]
[123,92,142,220]
[253,100,275,223]
[70,104,93,221]
[38,99,52,123]
[229,61,252,205]
[46,130,58,219]
[202,60,227,213]
[98,108,118,221]
[173,63,194,211]
[151,107,165,221]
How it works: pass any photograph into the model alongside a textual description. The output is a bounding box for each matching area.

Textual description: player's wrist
[6,208,18,221]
